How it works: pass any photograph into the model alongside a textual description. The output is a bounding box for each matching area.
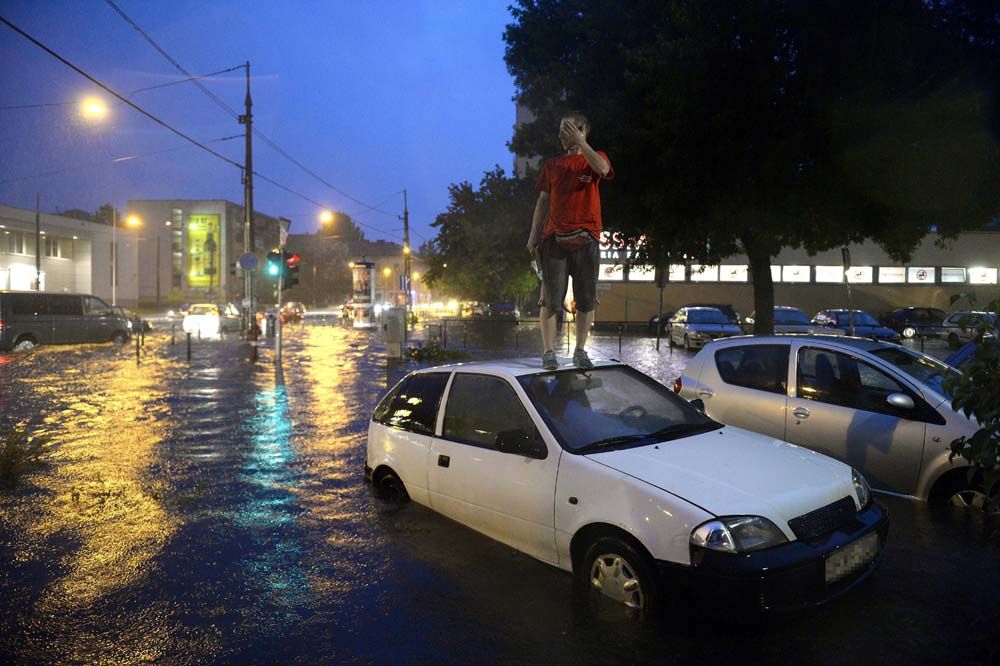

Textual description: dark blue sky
[0,0,518,244]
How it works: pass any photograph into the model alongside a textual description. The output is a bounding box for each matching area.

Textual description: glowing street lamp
[319,210,334,225]
[79,96,109,121]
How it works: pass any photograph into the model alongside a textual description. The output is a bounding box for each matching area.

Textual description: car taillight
[673,377,682,393]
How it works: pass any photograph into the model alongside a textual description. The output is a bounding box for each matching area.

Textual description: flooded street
[1,323,997,665]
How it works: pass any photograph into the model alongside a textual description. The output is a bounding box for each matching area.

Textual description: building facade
[127,200,282,307]
[0,203,139,305]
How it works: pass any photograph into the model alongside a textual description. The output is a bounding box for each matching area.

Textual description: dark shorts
[539,235,600,313]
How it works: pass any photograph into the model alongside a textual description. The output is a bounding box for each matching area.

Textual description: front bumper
[658,500,889,612]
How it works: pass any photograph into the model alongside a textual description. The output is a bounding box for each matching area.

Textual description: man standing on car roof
[526,111,614,370]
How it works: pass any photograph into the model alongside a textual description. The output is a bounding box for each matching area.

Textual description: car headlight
[852,468,871,509]
[690,516,788,554]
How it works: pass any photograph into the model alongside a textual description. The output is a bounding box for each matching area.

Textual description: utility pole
[239,61,255,331]
[402,189,411,346]
[34,193,41,291]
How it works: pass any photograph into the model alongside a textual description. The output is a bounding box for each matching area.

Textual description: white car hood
[586,426,857,540]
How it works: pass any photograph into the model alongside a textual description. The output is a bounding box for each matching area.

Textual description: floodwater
[1,322,996,665]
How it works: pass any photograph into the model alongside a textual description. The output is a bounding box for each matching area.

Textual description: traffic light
[266,250,282,277]
[282,250,300,290]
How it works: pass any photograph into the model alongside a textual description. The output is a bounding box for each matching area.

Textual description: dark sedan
[879,307,948,339]
[813,309,901,341]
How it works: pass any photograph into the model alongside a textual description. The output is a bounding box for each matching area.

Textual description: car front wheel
[111,331,128,344]
[579,536,659,615]
[902,326,917,339]
[13,337,37,352]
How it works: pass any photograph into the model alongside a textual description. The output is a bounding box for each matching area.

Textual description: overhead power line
[0,15,244,171]
[103,0,403,219]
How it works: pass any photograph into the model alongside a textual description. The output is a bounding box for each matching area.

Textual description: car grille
[788,496,857,541]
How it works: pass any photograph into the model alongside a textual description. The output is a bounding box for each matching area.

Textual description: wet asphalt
[1,322,998,665]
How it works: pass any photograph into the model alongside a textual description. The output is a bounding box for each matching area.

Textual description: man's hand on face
[559,118,586,149]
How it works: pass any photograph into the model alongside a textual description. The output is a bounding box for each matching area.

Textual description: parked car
[366,360,887,613]
[281,301,306,324]
[944,335,998,371]
[941,310,996,348]
[879,307,947,339]
[646,310,676,336]
[486,303,520,320]
[676,336,986,510]
[667,307,742,350]
[182,303,241,338]
[746,306,843,335]
[813,309,900,342]
[0,291,131,352]
[685,302,741,324]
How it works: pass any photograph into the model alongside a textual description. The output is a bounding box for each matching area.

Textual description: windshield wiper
[646,422,720,440]
[576,434,648,452]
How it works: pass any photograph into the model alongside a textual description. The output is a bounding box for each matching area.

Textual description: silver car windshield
[869,347,959,400]
[518,366,720,453]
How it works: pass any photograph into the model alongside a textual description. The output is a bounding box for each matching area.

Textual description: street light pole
[112,206,117,306]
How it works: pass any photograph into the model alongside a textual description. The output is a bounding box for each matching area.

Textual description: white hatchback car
[366,359,888,613]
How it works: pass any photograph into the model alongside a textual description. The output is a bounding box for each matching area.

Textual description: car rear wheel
[902,326,916,339]
[580,537,659,615]
[13,336,37,352]
[374,469,409,503]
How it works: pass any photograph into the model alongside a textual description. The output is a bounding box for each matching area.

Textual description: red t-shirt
[535,151,614,241]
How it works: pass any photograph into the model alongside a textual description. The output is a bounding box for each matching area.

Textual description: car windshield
[835,311,878,326]
[189,305,217,316]
[869,347,960,400]
[518,366,720,452]
[774,309,811,325]
[688,309,729,324]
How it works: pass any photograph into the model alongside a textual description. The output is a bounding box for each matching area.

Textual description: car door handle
[437,454,450,468]
[792,407,810,419]
[697,389,714,398]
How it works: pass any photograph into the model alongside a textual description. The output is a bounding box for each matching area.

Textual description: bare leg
[574,310,595,350]
[540,306,558,352]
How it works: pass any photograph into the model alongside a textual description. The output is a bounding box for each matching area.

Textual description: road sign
[239,252,258,271]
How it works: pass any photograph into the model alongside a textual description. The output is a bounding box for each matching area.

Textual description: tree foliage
[505,0,1000,332]
[422,167,539,307]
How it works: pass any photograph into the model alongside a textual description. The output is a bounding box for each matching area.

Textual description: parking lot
[1,322,997,665]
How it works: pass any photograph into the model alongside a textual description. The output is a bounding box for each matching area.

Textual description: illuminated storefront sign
[668,264,686,281]
[599,264,624,281]
[846,266,873,284]
[782,265,810,283]
[628,265,656,281]
[815,266,843,283]
[690,265,719,282]
[940,267,967,284]
[771,266,782,282]
[719,265,748,282]
[908,267,935,284]
[187,214,221,289]
[879,267,906,283]
[969,267,998,285]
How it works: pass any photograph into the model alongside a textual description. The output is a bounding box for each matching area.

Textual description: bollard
[619,323,624,354]
[186,332,192,361]
[135,330,140,363]
[514,325,519,351]
[464,323,468,348]
[171,323,176,345]
[140,325,145,347]
[443,321,448,348]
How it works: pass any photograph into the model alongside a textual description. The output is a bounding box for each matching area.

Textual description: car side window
[373,372,449,435]
[714,345,789,395]
[83,296,109,316]
[11,294,47,315]
[443,374,541,450]
[48,295,82,316]
[797,348,910,416]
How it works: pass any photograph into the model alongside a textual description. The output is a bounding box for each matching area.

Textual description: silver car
[676,336,985,510]
[942,310,996,349]
[667,306,742,350]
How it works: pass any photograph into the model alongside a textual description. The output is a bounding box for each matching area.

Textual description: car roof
[409,357,624,379]
[705,334,890,353]
[683,306,724,312]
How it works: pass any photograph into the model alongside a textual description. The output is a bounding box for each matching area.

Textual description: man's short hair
[561,110,590,134]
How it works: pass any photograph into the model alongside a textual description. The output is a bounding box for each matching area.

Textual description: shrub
[0,425,52,489]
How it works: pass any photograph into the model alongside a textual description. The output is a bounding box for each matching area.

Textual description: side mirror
[689,399,706,414]
[886,393,915,410]
[495,429,547,460]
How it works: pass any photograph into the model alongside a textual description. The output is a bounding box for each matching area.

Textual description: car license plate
[825,531,879,584]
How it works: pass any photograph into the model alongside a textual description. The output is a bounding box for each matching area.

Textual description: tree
[505,0,1000,333]
[422,167,539,309]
